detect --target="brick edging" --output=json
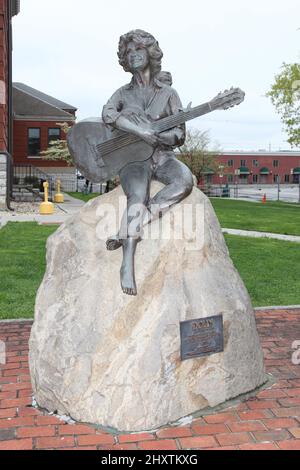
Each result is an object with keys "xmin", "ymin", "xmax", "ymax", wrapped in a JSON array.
[
  {"xmin": 0, "ymin": 306, "xmax": 300, "ymax": 324},
  {"xmin": 0, "ymin": 318, "xmax": 33, "ymax": 324},
  {"xmin": 255, "ymin": 306, "xmax": 300, "ymax": 311}
]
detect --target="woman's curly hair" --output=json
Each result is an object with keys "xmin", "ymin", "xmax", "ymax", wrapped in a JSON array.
[{"xmin": 118, "ymin": 29, "xmax": 163, "ymax": 77}]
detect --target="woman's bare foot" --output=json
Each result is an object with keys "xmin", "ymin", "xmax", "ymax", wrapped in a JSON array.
[
  {"xmin": 120, "ymin": 264, "xmax": 137, "ymax": 296},
  {"xmin": 120, "ymin": 238, "xmax": 138, "ymax": 296}
]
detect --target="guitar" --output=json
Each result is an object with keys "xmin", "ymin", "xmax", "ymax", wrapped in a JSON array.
[{"xmin": 67, "ymin": 87, "xmax": 245, "ymax": 183}]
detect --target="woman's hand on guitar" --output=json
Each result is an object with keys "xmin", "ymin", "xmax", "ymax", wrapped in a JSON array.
[{"xmin": 139, "ymin": 129, "xmax": 159, "ymax": 147}]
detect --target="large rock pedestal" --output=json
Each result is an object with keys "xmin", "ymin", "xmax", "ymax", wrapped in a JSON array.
[{"xmin": 29, "ymin": 183, "xmax": 266, "ymax": 432}]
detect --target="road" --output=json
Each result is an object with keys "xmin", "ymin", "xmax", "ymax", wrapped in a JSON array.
[{"xmin": 229, "ymin": 184, "xmax": 300, "ymax": 203}]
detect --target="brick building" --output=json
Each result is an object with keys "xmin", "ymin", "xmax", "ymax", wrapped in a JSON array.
[
  {"xmin": 12, "ymin": 82, "xmax": 77, "ymax": 185},
  {"xmin": 0, "ymin": 0, "xmax": 19, "ymax": 209},
  {"xmin": 203, "ymin": 151, "xmax": 300, "ymax": 186}
]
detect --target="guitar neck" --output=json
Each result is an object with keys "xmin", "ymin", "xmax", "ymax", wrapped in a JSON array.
[
  {"xmin": 152, "ymin": 102, "xmax": 213, "ymax": 133},
  {"xmin": 97, "ymin": 101, "xmax": 214, "ymax": 156}
]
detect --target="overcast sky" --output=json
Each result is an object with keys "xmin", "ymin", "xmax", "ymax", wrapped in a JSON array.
[{"xmin": 12, "ymin": 0, "xmax": 300, "ymax": 151}]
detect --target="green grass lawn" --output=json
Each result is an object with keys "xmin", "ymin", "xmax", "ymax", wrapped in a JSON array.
[
  {"xmin": 211, "ymin": 199, "xmax": 300, "ymax": 236},
  {"xmin": 0, "ymin": 223, "xmax": 299, "ymax": 319},
  {"xmin": 66, "ymin": 192, "xmax": 101, "ymax": 202},
  {"xmin": 225, "ymin": 234, "xmax": 300, "ymax": 307},
  {"xmin": 0, "ymin": 223, "xmax": 59, "ymax": 320}
]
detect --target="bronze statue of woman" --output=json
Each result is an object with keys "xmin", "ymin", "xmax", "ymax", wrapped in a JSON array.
[{"xmin": 102, "ymin": 29, "xmax": 194, "ymax": 296}]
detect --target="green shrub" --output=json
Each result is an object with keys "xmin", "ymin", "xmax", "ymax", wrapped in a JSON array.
[{"xmin": 24, "ymin": 176, "xmax": 40, "ymax": 188}]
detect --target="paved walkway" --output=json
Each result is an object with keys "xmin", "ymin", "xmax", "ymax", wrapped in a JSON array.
[
  {"xmin": 55, "ymin": 193, "xmax": 86, "ymax": 214},
  {"xmin": 222, "ymin": 228, "xmax": 300, "ymax": 243},
  {"xmin": 0, "ymin": 194, "xmax": 85, "ymax": 228},
  {"xmin": 0, "ymin": 309, "xmax": 300, "ymax": 450}
]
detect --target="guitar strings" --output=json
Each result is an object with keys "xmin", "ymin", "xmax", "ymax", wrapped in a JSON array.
[
  {"xmin": 96, "ymin": 134, "xmax": 135, "ymax": 152},
  {"xmin": 97, "ymin": 109, "xmax": 197, "ymax": 154},
  {"xmin": 98, "ymin": 92, "xmax": 239, "ymax": 155},
  {"xmin": 97, "ymin": 111, "xmax": 198, "ymax": 155},
  {"xmin": 97, "ymin": 107, "xmax": 208, "ymax": 155},
  {"xmin": 96, "ymin": 132, "xmax": 138, "ymax": 150},
  {"xmin": 97, "ymin": 103, "xmax": 213, "ymax": 155},
  {"xmin": 97, "ymin": 135, "xmax": 139, "ymax": 155},
  {"xmin": 97, "ymin": 111, "xmax": 192, "ymax": 154}
]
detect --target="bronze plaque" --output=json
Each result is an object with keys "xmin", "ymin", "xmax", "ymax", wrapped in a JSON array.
[{"xmin": 180, "ymin": 315, "xmax": 224, "ymax": 361}]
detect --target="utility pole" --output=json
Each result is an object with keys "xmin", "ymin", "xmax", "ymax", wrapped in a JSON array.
[
  {"xmin": 290, "ymin": 168, "xmax": 298, "ymax": 203},
  {"xmin": 234, "ymin": 169, "xmax": 240, "ymax": 199}
]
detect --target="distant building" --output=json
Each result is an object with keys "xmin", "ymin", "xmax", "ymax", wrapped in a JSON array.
[
  {"xmin": 12, "ymin": 82, "xmax": 77, "ymax": 185},
  {"xmin": 0, "ymin": 0, "xmax": 20, "ymax": 209},
  {"xmin": 202, "ymin": 151, "xmax": 300, "ymax": 186}
]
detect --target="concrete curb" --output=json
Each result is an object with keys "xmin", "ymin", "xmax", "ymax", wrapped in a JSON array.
[{"xmin": 222, "ymin": 228, "xmax": 300, "ymax": 243}]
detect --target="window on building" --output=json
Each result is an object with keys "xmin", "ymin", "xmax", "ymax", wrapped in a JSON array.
[
  {"xmin": 228, "ymin": 159, "xmax": 234, "ymax": 167},
  {"xmin": 227, "ymin": 175, "xmax": 233, "ymax": 183},
  {"xmin": 48, "ymin": 128, "xmax": 61, "ymax": 145},
  {"xmin": 205, "ymin": 175, "xmax": 213, "ymax": 184},
  {"xmin": 28, "ymin": 128, "xmax": 41, "ymax": 156},
  {"xmin": 285, "ymin": 174, "xmax": 289, "ymax": 183},
  {"xmin": 273, "ymin": 174, "xmax": 279, "ymax": 183},
  {"xmin": 240, "ymin": 160, "xmax": 246, "ymax": 167},
  {"xmin": 273, "ymin": 160, "xmax": 279, "ymax": 168},
  {"xmin": 253, "ymin": 175, "xmax": 258, "ymax": 183},
  {"xmin": 253, "ymin": 159, "xmax": 259, "ymax": 167}
]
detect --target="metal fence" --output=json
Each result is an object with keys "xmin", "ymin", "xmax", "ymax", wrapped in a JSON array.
[
  {"xmin": 12, "ymin": 166, "xmax": 115, "ymax": 202},
  {"xmin": 200, "ymin": 183, "xmax": 300, "ymax": 203},
  {"xmin": 60, "ymin": 178, "xmax": 110, "ymax": 195},
  {"xmin": 13, "ymin": 164, "xmax": 54, "ymax": 201}
]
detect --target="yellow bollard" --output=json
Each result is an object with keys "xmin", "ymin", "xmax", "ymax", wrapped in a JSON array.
[
  {"xmin": 39, "ymin": 181, "xmax": 55, "ymax": 215},
  {"xmin": 54, "ymin": 178, "xmax": 64, "ymax": 203}
]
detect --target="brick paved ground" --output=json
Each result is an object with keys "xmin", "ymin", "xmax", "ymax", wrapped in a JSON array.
[{"xmin": 0, "ymin": 309, "xmax": 299, "ymax": 451}]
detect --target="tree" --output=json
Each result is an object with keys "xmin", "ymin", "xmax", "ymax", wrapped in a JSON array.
[
  {"xmin": 178, "ymin": 128, "xmax": 222, "ymax": 184},
  {"xmin": 267, "ymin": 62, "xmax": 300, "ymax": 147},
  {"xmin": 40, "ymin": 122, "xmax": 73, "ymax": 165}
]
